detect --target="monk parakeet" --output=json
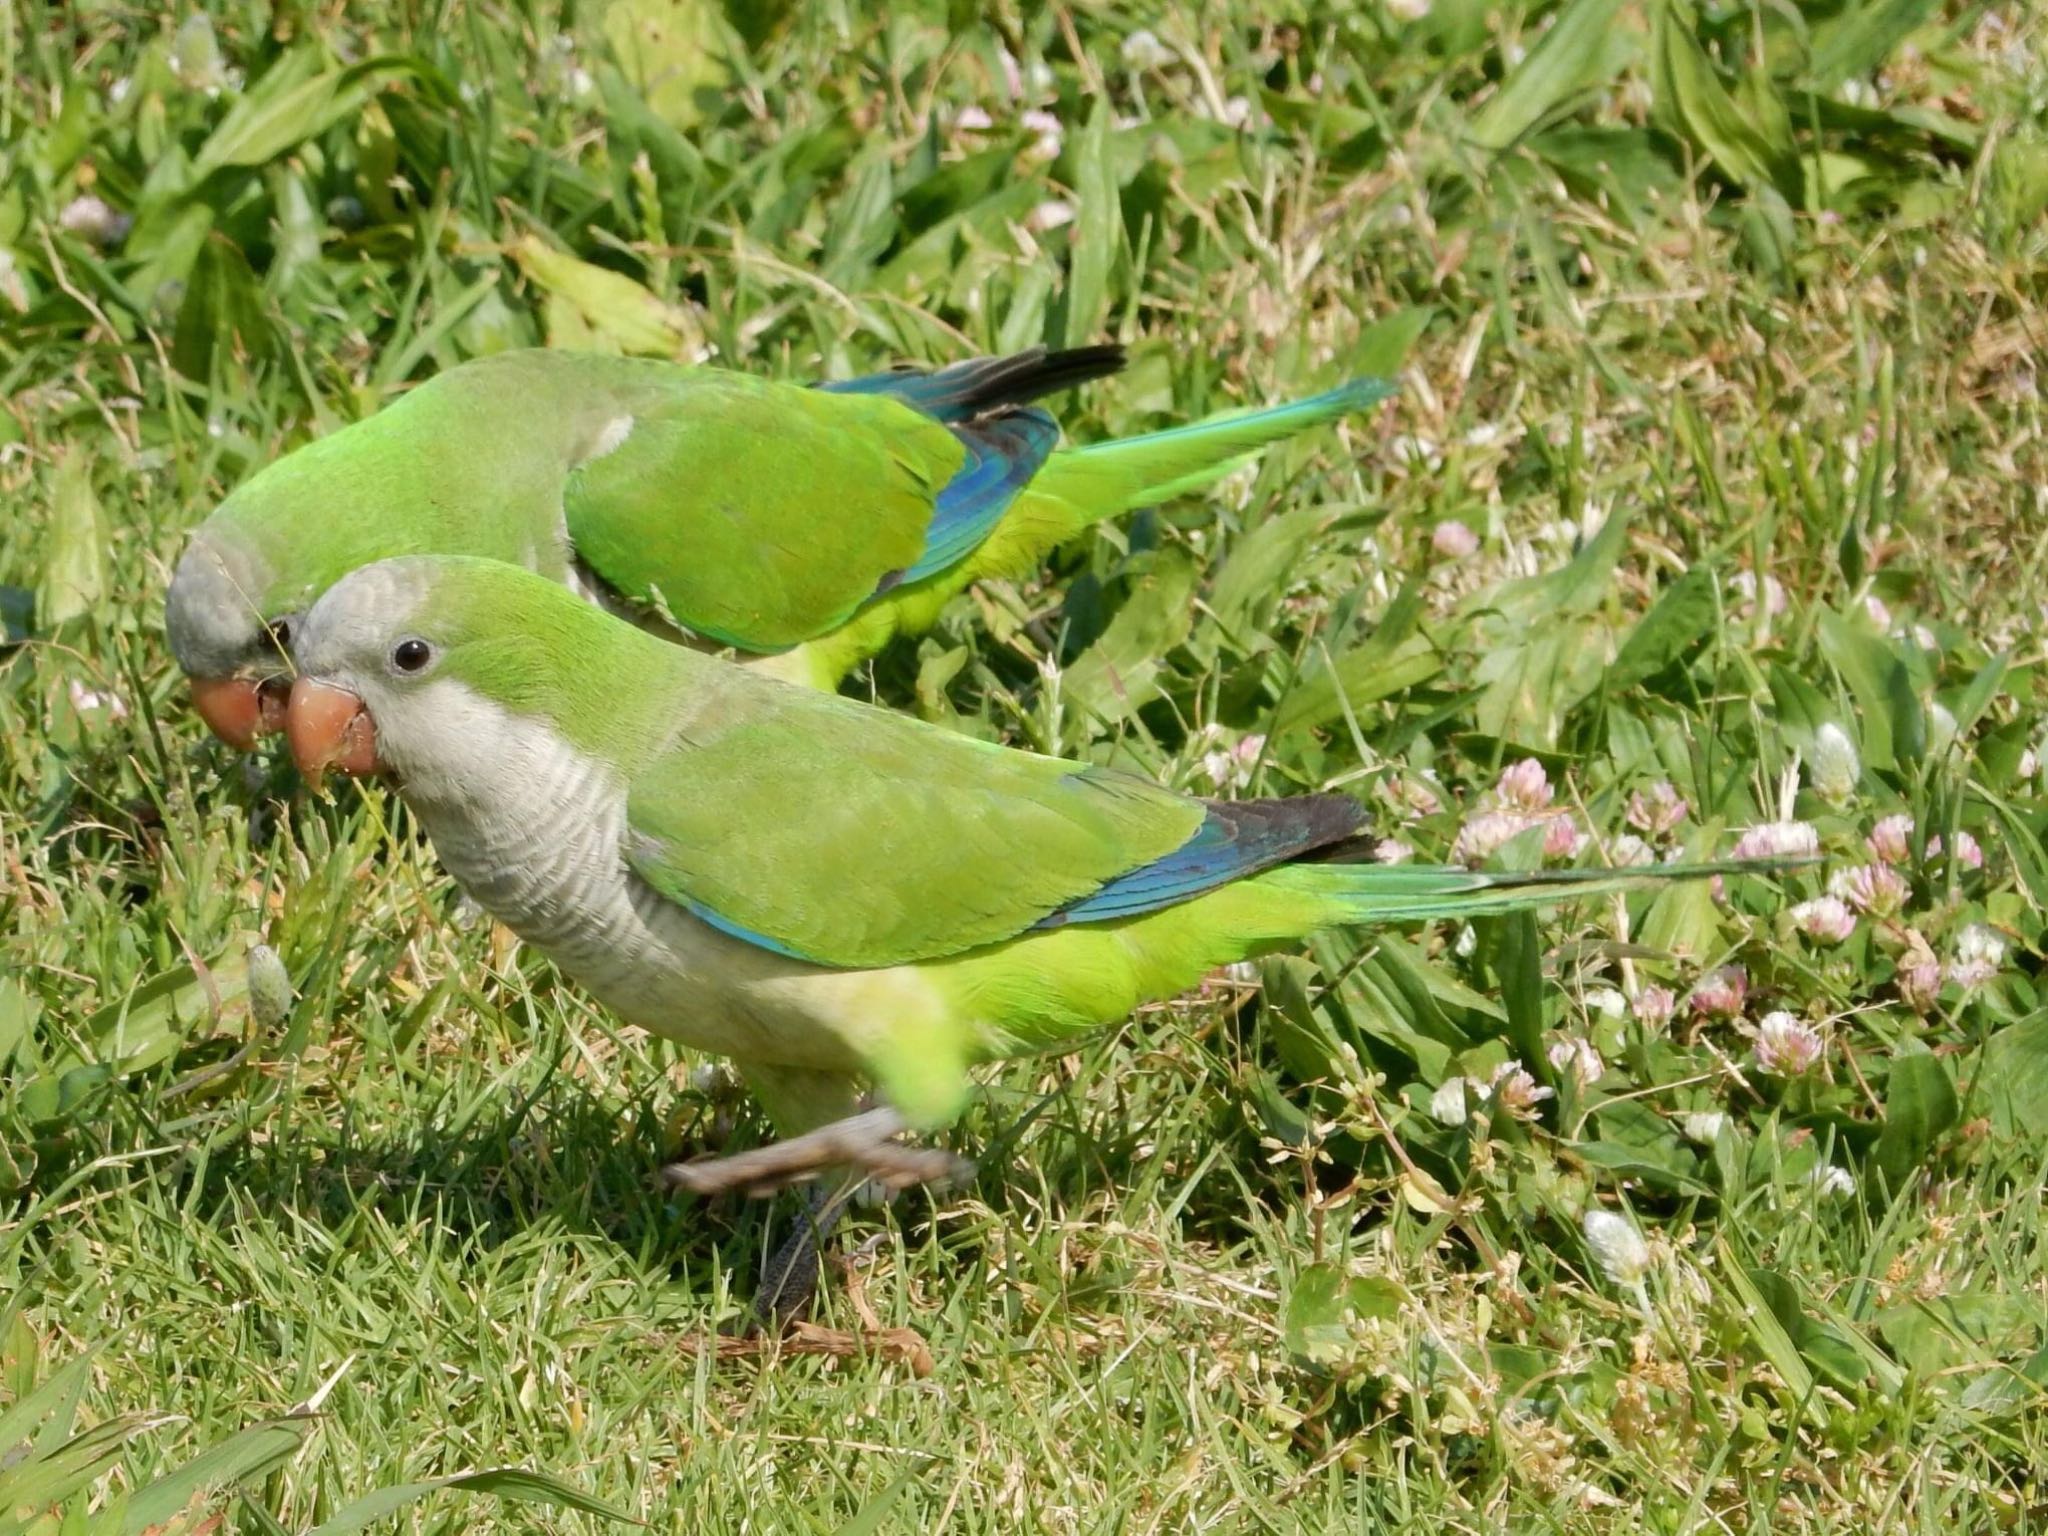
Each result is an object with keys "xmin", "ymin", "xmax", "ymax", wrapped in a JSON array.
[
  {"xmin": 281, "ymin": 556, "xmax": 1762, "ymax": 1218},
  {"xmin": 167, "ymin": 345, "xmax": 1393, "ymax": 746}
]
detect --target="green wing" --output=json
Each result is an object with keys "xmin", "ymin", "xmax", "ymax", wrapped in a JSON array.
[
  {"xmin": 565, "ymin": 370, "xmax": 968, "ymax": 650},
  {"xmin": 621, "ymin": 684, "xmax": 1204, "ymax": 969}
]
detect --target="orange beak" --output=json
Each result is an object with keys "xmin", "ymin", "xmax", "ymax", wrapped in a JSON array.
[
  {"xmin": 285, "ymin": 678, "xmax": 380, "ymax": 786},
  {"xmin": 191, "ymin": 675, "xmax": 291, "ymax": 750}
]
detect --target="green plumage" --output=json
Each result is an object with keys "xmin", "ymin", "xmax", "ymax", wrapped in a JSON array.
[
  {"xmin": 299, "ymin": 557, "xmax": 1763, "ymax": 1139},
  {"xmin": 169, "ymin": 349, "xmax": 1391, "ymax": 693}
]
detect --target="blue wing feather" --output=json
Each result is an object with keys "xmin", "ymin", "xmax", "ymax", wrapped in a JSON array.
[
  {"xmin": 893, "ymin": 409, "xmax": 1057, "ymax": 586},
  {"xmin": 1036, "ymin": 796, "xmax": 1364, "ymax": 929}
]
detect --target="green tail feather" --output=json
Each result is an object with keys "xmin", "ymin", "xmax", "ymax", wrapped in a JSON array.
[
  {"xmin": 1286, "ymin": 857, "xmax": 1805, "ymax": 926},
  {"xmin": 1042, "ymin": 376, "xmax": 1396, "ymax": 510}
]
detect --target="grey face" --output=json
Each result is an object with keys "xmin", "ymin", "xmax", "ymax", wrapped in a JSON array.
[{"xmin": 164, "ymin": 534, "xmax": 281, "ymax": 681}]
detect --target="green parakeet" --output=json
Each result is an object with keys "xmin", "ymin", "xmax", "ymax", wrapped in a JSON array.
[
  {"xmin": 167, "ymin": 345, "xmax": 1393, "ymax": 745},
  {"xmin": 281, "ymin": 555, "xmax": 1767, "ymax": 1196}
]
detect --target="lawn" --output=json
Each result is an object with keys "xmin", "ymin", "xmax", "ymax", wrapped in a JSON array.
[{"xmin": 4, "ymin": 0, "xmax": 2048, "ymax": 1529}]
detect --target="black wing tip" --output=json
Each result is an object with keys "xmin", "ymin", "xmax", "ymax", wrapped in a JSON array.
[
  {"xmin": 972, "ymin": 343, "xmax": 1128, "ymax": 410},
  {"xmin": 1201, "ymin": 792, "xmax": 1368, "ymax": 862}
]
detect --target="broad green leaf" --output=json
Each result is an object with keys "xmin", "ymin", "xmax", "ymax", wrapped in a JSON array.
[
  {"xmin": 1272, "ymin": 577, "xmax": 1433, "ymax": 737},
  {"xmin": 834, "ymin": 1468, "xmax": 919, "ymax": 1536},
  {"xmin": 193, "ymin": 53, "xmax": 423, "ymax": 175},
  {"xmin": 1350, "ymin": 306, "xmax": 1432, "ymax": 378},
  {"xmin": 1063, "ymin": 549, "xmax": 1198, "ymax": 725},
  {"xmin": 1979, "ymin": 1011, "xmax": 2048, "ymax": 1143},
  {"xmin": 1816, "ymin": 607, "xmax": 1924, "ymax": 769},
  {"xmin": 1065, "ymin": 99, "xmax": 1116, "ymax": 348},
  {"xmin": 603, "ymin": 0, "xmax": 728, "ymax": 131},
  {"xmin": 0, "ymin": 1350, "xmax": 99, "ymax": 1459},
  {"xmin": 0, "ymin": 976, "xmax": 35, "ymax": 1070},
  {"xmin": 512, "ymin": 236, "xmax": 704, "ymax": 358},
  {"xmin": 1717, "ymin": 1243, "xmax": 1820, "ymax": 1415},
  {"xmin": 35, "ymin": 451, "xmax": 104, "ymax": 631},
  {"xmin": 120, "ymin": 1417, "xmax": 313, "ymax": 1535},
  {"xmin": 1650, "ymin": 0, "xmax": 1798, "ymax": 199},
  {"xmin": 0, "ymin": 1416, "xmax": 156, "ymax": 1521},
  {"xmin": 1806, "ymin": 0, "xmax": 1942, "ymax": 90},
  {"xmin": 1868, "ymin": 1048, "xmax": 1958, "ymax": 1192},
  {"xmin": 304, "ymin": 1466, "xmax": 639, "ymax": 1535},
  {"xmin": 1468, "ymin": 0, "xmax": 1625, "ymax": 151},
  {"xmin": 1607, "ymin": 563, "xmax": 1717, "ymax": 693},
  {"xmin": 1207, "ymin": 506, "xmax": 1330, "ymax": 652},
  {"xmin": 1283, "ymin": 1264, "xmax": 1404, "ymax": 1368},
  {"xmin": 172, "ymin": 233, "xmax": 278, "ymax": 379},
  {"xmin": 1744, "ymin": 1268, "xmax": 1881, "ymax": 1393}
]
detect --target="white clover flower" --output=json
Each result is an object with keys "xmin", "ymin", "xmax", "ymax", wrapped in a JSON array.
[
  {"xmin": 1680, "ymin": 1111, "xmax": 1728, "ymax": 1144},
  {"xmin": 1896, "ymin": 930, "xmax": 1943, "ymax": 1013},
  {"xmin": 1790, "ymin": 895, "xmax": 1857, "ymax": 945},
  {"xmin": 1926, "ymin": 830, "xmax": 1983, "ymax": 870},
  {"xmin": 1688, "ymin": 967, "xmax": 1747, "ymax": 1019},
  {"xmin": 1585, "ymin": 987, "xmax": 1627, "ymax": 1020},
  {"xmin": 1808, "ymin": 1164, "xmax": 1856, "ymax": 1199},
  {"xmin": 1373, "ymin": 837, "xmax": 1414, "ymax": 865},
  {"xmin": 1490, "ymin": 1060, "xmax": 1554, "ymax": 1119},
  {"xmin": 1609, "ymin": 833, "xmax": 1655, "ymax": 867},
  {"xmin": 1732, "ymin": 821, "xmax": 1820, "ymax": 861},
  {"xmin": 1542, "ymin": 815, "xmax": 1585, "ymax": 860},
  {"xmin": 1385, "ymin": 0, "xmax": 1432, "ymax": 20},
  {"xmin": 1867, "ymin": 813, "xmax": 1914, "ymax": 864},
  {"xmin": 1019, "ymin": 108, "xmax": 1063, "ymax": 160},
  {"xmin": 67, "ymin": 678, "xmax": 129, "ymax": 720},
  {"xmin": 1431, "ymin": 519, "xmax": 1479, "ymax": 558},
  {"xmin": 1215, "ymin": 95, "xmax": 1256, "ymax": 130},
  {"xmin": 1808, "ymin": 723, "xmax": 1861, "ymax": 803},
  {"xmin": 1547, "ymin": 1035, "xmax": 1605, "ymax": 1089},
  {"xmin": 1626, "ymin": 781, "xmax": 1689, "ymax": 838},
  {"xmin": 1451, "ymin": 810, "xmax": 1540, "ymax": 866},
  {"xmin": 1377, "ymin": 774, "xmax": 1442, "ymax": 820},
  {"xmin": 1119, "ymin": 28, "xmax": 1177, "ymax": 69},
  {"xmin": 1632, "ymin": 985, "xmax": 1676, "ymax": 1030},
  {"xmin": 1582, "ymin": 1208, "xmax": 1652, "ymax": 1287},
  {"xmin": 1730, "ymin": 568, "xmax": 1789, "ymax": 620},
  {"xmin": 1025, "ymin": 200, "xmax": 1076, "ymax": 233},
  {"xmin": 1862, "ymin": 594, "xmax": 1892, "ymax": 630},
  {"xmin": 952, "ymin": 104, "xmax": 995, "ymax": 134},
  {"xmin": 1753, "ymin": 1011, "xmax": 1825, "ymax": 1075},
  {"xmin": 1430, "ymin": 1077, "xmax": 1476, "ymax": 1126},
  {"xmin": 1948, "ymin": 923, "xmax": 2007, "ymax": 989},
  {"xmin": 1386, "ymin": 433, "xmax": 1442, "ymax": 470},
  {"xmin": 58, "ymin": 194, "xmax": 131, "ymax": 249},
  {"xmin": 246, "ymin": 944, "xmax": 294, "ymax": 1031},
  {"xmin": 1832, "ymin": 861, "xmax": 1908, "ymax": 917},
  {"xmin": 1495, "ymin": 759, "xmax": 1553, "ymax": 812}
]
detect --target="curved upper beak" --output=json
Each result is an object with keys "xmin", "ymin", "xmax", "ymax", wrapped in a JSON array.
[
  {"xmin": 191, "ymin": 675, "xmax": 292, "ymax": 750},
  {"xmin": 285, "ymin": 678, "xmax": 380, "ymax": 786}
]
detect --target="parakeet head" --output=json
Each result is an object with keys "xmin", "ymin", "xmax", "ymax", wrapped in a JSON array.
[
  {"xmin": 282, "ymin": 554, "xmax": 666, "ymax": 788},
  {"xmin": 163, "ymin": 527, "xmax": 303, "ymax": 749}
]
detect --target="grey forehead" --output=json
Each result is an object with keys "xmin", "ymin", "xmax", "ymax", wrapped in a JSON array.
[
  {"xmin": 164, "ymin": 534, "xmax": 272, "ymax": 675},
  {"xmin": 296, "ymin": 559, "xmax": 436, "ymax": 671}
]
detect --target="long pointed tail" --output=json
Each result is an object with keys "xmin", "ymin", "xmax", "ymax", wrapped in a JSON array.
[
  {"xmin": 1053, "ymin": 376, "xmax": 1395, "ymax": 507},
  {"xmin": 960, "ymin": 377, "xmax": 1395, "ymax": 583},
  {"xmin": 1272, "ymin": 856, "xmax": 1797, "ymax": 927}
]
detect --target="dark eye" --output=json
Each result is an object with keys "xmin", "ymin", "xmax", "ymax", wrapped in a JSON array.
[{"xmin": 391, "ymin": 638, "xmax": 433, "ymax": 673}]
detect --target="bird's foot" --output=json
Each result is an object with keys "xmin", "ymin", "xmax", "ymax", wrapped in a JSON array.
[{"xmin": 660, "ymin": 1105, "xmax": 973, "ymax": 1200}]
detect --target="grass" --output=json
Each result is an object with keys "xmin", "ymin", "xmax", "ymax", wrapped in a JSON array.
[{"xmin": 4, "ymin": 0, "xmax": 2048, "ymax": 1529}]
